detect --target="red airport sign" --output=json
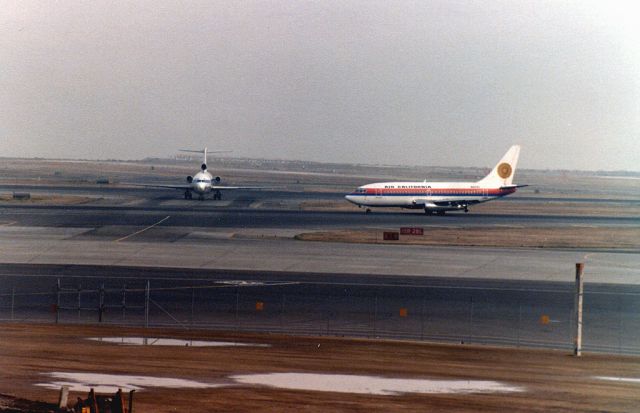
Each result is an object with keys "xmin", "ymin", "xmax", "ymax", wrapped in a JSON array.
[
  {"xmin": 383, "ymin": 231, "xmax": 400, "ymax": 241},
  {"xmin": 400, "ymin": 227, "xmax": 424, "ymax": 236}
]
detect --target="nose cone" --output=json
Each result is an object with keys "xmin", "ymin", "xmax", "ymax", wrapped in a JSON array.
[
  {"xmin": 195, "ymin": 182, "xmax": 208, "ymax": 193},
  {"xmin": 345, "ymin": 194, "xmax": 356, "ymax": 204}
]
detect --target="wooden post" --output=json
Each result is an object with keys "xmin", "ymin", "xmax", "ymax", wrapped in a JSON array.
[
  {"xmin": 57, "ymin": 385, "xmax": 69, "ymax": 408},
  {"xmin": 574, "ymin": 263, "xmax": 584, "ymax": 357}
]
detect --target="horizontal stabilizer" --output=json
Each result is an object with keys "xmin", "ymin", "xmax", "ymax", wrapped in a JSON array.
[{"xmin": 500, "ymin": 184, "xmax": 529, "ymax": 189}]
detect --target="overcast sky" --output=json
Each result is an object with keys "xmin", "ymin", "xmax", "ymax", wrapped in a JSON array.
[{"xmin": 1, "ymin": 1, "xmax": 639, "ymax": 170}]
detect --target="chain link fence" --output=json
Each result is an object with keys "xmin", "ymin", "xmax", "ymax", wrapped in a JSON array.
[{"xmin": 1, "ymin": 277, "xmax": 638, "ymax": 354}]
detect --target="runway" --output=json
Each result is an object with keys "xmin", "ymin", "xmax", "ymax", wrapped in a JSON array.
[{"xmin": 2, "ymin": 200, "xmax": 639, "ymax": 230}]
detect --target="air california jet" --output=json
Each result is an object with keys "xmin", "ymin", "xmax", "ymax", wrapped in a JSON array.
[
  {"xmin": 132, "ymin": 148, "xmax": 264, "ymax": 200},
  {"xmin": 345, "ymin": 145, "xmax": 526, "ymax": 214}
]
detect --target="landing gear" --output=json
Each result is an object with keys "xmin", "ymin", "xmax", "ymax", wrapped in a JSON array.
[
  {"xmin": 184, "ymin": 190, "xmax": 192, "ymax": 200},
  {"xmin": 464, "ymin": 207, "xmax": 469, "ymax": 213},
  {"xmin": 424, "ymin": 209, "xmax": 433, "ymax": 215},
  {"xmin": 365, "ymin": 208, "xmax": 371, "ymax": 214},
  {"xmin": 436, "ymin": 211, "xmax": 446, "ymax": 216},
  {"xmin": 213, "ymin": 190, "xmax": 222, "ymax": 200}
]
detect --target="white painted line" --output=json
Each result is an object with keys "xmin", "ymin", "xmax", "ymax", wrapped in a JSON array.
[
  {"xmin": 0, "ymin": 221, "xmax": 17, "ymax": 227},
  {"xmin": 114, "ymin": 216, "xmax": 170, "ymax": 242}
]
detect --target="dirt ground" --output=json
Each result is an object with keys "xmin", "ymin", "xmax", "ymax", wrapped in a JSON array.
[
  {"xmin": 295, "ymin": 227, "xmax": 640, "ymax": 250},
  {"xmin": 1, "ymin": 324, "xmax": 639, "ymax": 412},
  {"xmin": 0, "ymin": 194, "xmax": 94, "ymax": 206}
]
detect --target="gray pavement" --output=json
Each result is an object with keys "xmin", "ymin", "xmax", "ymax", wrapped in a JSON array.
[{"xmin": 0, "ymin": 226, "xmax": 638, "ymax": 284}]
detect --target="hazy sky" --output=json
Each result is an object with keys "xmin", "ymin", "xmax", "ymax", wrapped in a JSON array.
[{"xmin": 1, "ymin": 1, "xmax": 639, "ymax": 170}]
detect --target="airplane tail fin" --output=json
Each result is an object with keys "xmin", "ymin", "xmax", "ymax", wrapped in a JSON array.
[
  {"xmin": 477, "ymin": 145, "xmax": 521, "ymax": 187},
  {"xmin": 179, "ymin": 147, "xmax": 232, "ymax": 171}
]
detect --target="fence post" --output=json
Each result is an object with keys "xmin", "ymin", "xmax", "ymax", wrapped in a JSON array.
[
  {"xmin": 468, "ymin": 295, "xmax": 474, "ymax": 342},
  {"xmin": 574, "ymin": 263, "xmax": 584, "ymax": 357},
  {"xmin": 373, "ymin": 294, "xmax": 378, "ymax": 337},
  {"xmin": 280, "ymin": 293, "xmax": 285, "ymax": 331},
  {"xmin": 122, "ymin": 284, "xmax": 126, "ymax": 321},
  {"xmin": 235, "ymin": 289, "xmax": 239, "ymax": 331},
  {"xmin": 420, "ymin": 295, "xmax": 425, "ymax": 340},
  {"xmin": 77, "ymin": 284, "xmax": 81, "ymax": 321},
  {"xmin": 56, "ymin": 279, "xmax": 60, "ymax": 324},
  {"xmin": 191, "ymin": 287, "xmax": 195, "ymax": 329},
  {"xmin": 98, "ymin": 284, "xmax": 105, "ymax": 323},
  {"xmin": 517, "ymin": 303, "xmax": 522, "ymax": 347},
  {"xmin": 145, "ymin": 280, "xmax": 150, "ymax": 328},
  {"xmin": 9, "ymin": 286, "xmax": 15, "ymax": 321}
]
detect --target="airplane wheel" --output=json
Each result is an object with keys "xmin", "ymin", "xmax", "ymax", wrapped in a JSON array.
[
  {"xmin": 464, "ymin": 208, "xmax": 469, "ymax": 213},
  {"xmin": 184, "ymin": 191, "xmax": 192, "ymax": 200},
  {"xmin": 437, "ymin": 211, "xmax": 446, "ymax": 216},
  {"xmin": 365, "ymin": 208, "xmax": 371, "ymax": 214},
  {"xmin": 424, "ymin": 210, "xmax": 433, "ymax": 215}
]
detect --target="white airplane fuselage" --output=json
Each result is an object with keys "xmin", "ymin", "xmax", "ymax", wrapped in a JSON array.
[
  {"xmin": 190, "ymin": 170, "xmax": 214, "ymax": 195},
  {"xmin": 345, "ymin": 181, "xmax": 517, "ymax": 212},
  {"xmin": 345, "ymin": 145, "xmax": 523, "ymax": 214}
]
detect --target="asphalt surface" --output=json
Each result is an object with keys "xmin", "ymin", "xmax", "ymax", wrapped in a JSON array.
[
  {"xmin": 2, "ymin": 200, "xmax": 639, "ymax": 230},
  {"xmin": 1, "ymin": 263, "xmax": 638, "ymax": 354}
]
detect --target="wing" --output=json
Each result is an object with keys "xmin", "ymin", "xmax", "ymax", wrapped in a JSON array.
[
  {"xmin": 210, "ymin": 185, "xmax": 271, "ymax": 190},
  {"xmin": 126, "ymin": 183, "xmax": 191, "ymax": 190}
]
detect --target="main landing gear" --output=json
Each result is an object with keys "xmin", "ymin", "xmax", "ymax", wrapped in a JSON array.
[
  {"xmin": 213, "ymin": 190, "xmax": 222, "ymax": 200},
  {"xmin": 184, "ymin": 190, "xmax": 193, "ymax": 200},
  {"xmin": 365, "ymin": 208, "xmax": 372, "ymax": 214}
]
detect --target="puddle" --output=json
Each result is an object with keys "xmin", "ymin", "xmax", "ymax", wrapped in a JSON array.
[
  {"xmin": 230, "ymin": 373, "xmax": 524, "ymax": 395},
  {"xmin": 596, "ymin": 376, "xmax": 640, "ymax": 384},
  {"xmin": 36, "ymin": 372, "xmax": 224, "ymax": 393},
  {"xmin": 87, "ymin": 337, "xmax": 270, "ymax": 347}
]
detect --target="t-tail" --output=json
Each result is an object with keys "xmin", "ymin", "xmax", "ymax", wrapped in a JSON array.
[{"xmin": 476, "ymin": 145, "xmax": 523, "ymax": 188}]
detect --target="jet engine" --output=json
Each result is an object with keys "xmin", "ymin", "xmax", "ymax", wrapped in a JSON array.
[
  {"xmin": 214, "ymin": 176, "xmax": 221, "ymax": 183},
  {"xmin": 186, "ymin": 176, "xmax": 193, "ymax": 183},
  {"xmin": 201, "ymin": 163, "xmax": 207, "ymax": 171}
]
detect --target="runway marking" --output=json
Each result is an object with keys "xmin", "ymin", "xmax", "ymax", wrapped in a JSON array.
[
  {"xmin": 0, "ymin": 221, "xmax": 17, "ymax": 226},
  {"xmin": 114, "ymin": 215, "xmax": 171, "ymax": 242}
]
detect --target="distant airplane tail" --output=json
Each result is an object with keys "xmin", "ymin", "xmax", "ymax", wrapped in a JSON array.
[
  {"xmin": 477, "ymin": 145, "xmax": 521, "ymax": 187},
  {"xmin": 179, "ymin": 147, "xmax": 232, "ymax": 171}
]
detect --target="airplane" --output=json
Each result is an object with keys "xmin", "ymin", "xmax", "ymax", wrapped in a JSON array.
[
  {"xmin": 131, "ymin": 148, "xmax": 265, "ymax": 200},
  {"xmin": 344, "ymin": 145, "xmax": 526, "ymax": 215}
]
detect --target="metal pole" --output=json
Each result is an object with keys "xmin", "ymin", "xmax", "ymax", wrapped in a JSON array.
[
  {"xmin": 373, "ymin": 294, "xmax": 378, "ymax": 337},
  {"xmin": 574, "ymin": 263, "xmax": 584, "ymax": 357},
  {"xmin": 145, "ymin": 280, "xmax": 150, "ymax": 328},
  {"xmin": 56, "ymin": 279, "xmax": 60, "ymax": 324},
  {"xmin": 280, "ymin": 293, "xmax": 285, "ymax": 331},
  {"xmin": 468, "ymin": 295, "xmax": 474, "ymax": 342},
  {"xmin": 77, "ymin": 284, "xmax": 81, "ymax": 321},
  {"xmin": 122, "ymin": 284, "xmax": 126, "ymax": 320},
  {"xmin": 420, "ymin": 295, "xmax": 425, "ymax": 340},
  {"xmin": 191, "ymin": 287, "xmax": 195, "ymax": 329},
  {"xmin": 98, "ymin": 284, "xmax": 104, "ymax": 323},
  {"xmin": 235, "ymin": 289, "xmax": 239, "ymax": 331},
  {"xmin": 517, "ymin": 303, "xmax": 522, "ymax": 347},
  {"xmin": 11, "ymin": 286, "xmax": 15, "ymax": 321}
]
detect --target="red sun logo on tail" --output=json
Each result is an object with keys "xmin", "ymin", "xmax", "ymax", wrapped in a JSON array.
[{"xmin": 497, "ymin": 163, "xmax": 512, "ymax": 179}]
